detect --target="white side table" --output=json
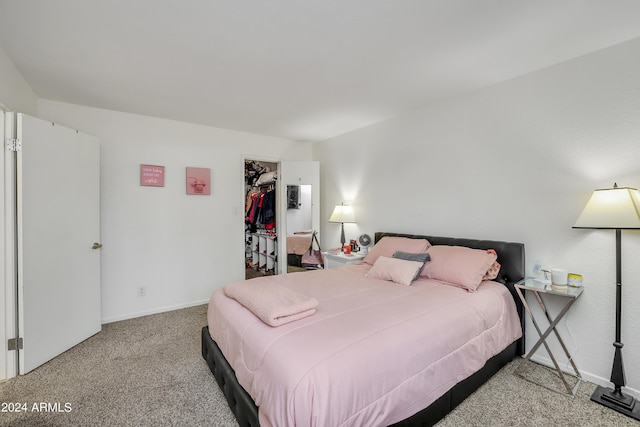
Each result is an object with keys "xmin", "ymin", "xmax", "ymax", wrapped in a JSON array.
[
  {"xmin": 323, "ymin": 252, "xmax": 366, "ymax": 269},
  {"xmin": 513, "ymin": 278, "xmax": 584, "ymax": 396}
]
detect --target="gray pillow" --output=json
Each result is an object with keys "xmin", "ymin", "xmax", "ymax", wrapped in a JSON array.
[{"xmin": 392, "ymin": 251, "xmax": 430, "ymax": 280}]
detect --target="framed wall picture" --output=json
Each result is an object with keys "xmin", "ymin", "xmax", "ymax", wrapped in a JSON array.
[
  {"xmin": 140, "ymin": 164, "xmax": 165, "ymax": 187},
  {"xmin": 186, "ymin": 167, "xmax": 211, "ymax": 195},
  {"xmin": 287, "ymin": 185, "xmax": 300, "ymax": 209}
]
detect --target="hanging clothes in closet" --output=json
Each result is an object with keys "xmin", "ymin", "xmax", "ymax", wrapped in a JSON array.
[
  {"xmin": 262, "ymin": 188, "xmax": 276, "ymax": 230},
  {"xmin": 245, "ymin": 184, "xmax": 276, "ymax": 232}
]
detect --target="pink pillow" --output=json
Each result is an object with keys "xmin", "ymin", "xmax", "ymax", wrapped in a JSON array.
[
  {"xmin": 365, "ymin": 256, "xmax": 425, "ymax": 286},
  {"xmin": 482, "ymin": 249, "xmax": 501, "ymax": 281},
  {"xmin": 421, "ymin": 245, "xmax": 498, "ymax": 291},
  {"xmin": 363, "ymin": 236, "xmax": 431, "ymax": 265}
]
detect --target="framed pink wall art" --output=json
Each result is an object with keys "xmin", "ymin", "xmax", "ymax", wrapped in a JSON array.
[
  {"xmin": 140, "ymin": 164, "xmax": 165, "ymax": 187},
  {"xmin": 186, "ymin": 167, "xmax": 211, "ymax": 195}
]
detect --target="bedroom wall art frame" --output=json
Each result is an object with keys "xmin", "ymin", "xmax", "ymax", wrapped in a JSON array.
[
  {"xmin": 186, "ymin": 167, "xmax": 211, "ymax": 195},
  {"xmin": 140, "ymin": 164, "xmax": 165, "ymax": 187}
]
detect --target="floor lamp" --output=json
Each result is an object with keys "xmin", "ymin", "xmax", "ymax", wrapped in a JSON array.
[
  {"xmin": 573, "ymin": 183, "xmax": 640, "ymax": 421},
  {"xmin": 329, "ymin": 203, "xmax": 355, "ymax": 251}
]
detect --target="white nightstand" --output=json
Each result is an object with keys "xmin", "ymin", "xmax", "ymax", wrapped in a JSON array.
[{"xmin": 323, "ymin": 252, "xmax": 366, "ymax": 269}]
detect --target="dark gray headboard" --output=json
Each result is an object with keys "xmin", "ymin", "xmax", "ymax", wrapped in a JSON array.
[{"xmin": 375, "ymin": 232, "xmax": 526, "ymax": 355}]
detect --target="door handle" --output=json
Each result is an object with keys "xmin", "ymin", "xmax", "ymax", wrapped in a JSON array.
[{"xmin": 92, "ymin": 242, "xmax": 103, "ymax": 250}]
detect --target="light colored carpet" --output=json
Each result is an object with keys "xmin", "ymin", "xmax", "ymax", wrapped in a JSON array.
[
  {"xmin": 245, "ymin": 268, "xmax": 267, "ymax": 280},
  {"xmin": 0, "ymin": 304, "xmax": 638, "ymax": 426},
  {"xmin": 0, "ymin": 305, "xmax": 237, "ymax": 427},
  {"xmin": 436, "ymin": 360, "xmax": 639, "ymax": 427}
]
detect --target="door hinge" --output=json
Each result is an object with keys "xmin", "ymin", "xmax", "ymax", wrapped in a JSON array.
[
  {"xmin": 8, "ymin": 337, "xmax": 23, "ymax": 351},
  {"xmin": 5, "ymin": 137, "xmax": 22, "ymax": 152}
]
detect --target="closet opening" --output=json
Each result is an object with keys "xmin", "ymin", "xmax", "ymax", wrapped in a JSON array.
[{"xmin": 244, "ymin": 159, "xmax": 279, "ymax": 280}]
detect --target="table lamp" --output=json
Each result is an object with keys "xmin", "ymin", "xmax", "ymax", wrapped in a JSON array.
[{"xmin": 329, "ymin": 203, "xmax": 355, "ymax": 251}]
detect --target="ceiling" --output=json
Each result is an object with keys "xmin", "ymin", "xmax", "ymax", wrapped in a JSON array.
[{"xmin": 2, "ymin": 1, "xmax": 640, "ymax": 142}]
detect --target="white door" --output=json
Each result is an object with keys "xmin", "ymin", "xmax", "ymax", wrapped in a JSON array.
[
  {"xmin": 279, "ymin": 161, "xmax": 320, "ymax": 273},
  {"xmin": 0, "ymin": 111, "xmax": 6, "ymax": 380},
  {"xmin": 15, "ymin": 113, "xmax": 101, "ymax": 374}
]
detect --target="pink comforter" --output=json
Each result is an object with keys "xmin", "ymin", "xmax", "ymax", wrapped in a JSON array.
[{"xmin": 207, "ymin": 263, "xmax": 522, "ymax": 427}]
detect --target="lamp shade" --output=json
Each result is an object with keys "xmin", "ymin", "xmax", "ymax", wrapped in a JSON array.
[
  {"xmin": 329, "ymin": 204, "xmax": 355, "ymax": 223},
  {"xmin": 573, "ymin": 185, "xmax": 640, "ymax": 229}
]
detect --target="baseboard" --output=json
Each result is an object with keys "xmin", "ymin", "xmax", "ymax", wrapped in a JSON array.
[
  {"xmin": 101, "ymin": 299, "xmax": 209, "ymax": 324},
  {"xmin": 529, "ymin": 354, "xmax": 640, "ymax": 400}
]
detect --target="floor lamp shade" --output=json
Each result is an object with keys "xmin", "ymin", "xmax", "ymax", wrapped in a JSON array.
[
  {"xmin": 573, "ymin": 184, "xmax": 640, "ymax": 421},
  {"xmin": 573, "ymin": 186, "xmax": 640, "ymax": 229},
  {"xmin": 329, "ymin": 203, "xmax": 355, "ymax": 250}
]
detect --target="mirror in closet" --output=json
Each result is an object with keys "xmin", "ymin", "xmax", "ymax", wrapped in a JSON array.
[{"xmin": 286, "ymin": 185, "xmax": 314, "ymax": 273}]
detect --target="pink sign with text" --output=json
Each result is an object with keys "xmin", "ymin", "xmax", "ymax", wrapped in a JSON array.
[{"xmin": 140, "ymin": 165, "xmax": 165, "ymax": 187}]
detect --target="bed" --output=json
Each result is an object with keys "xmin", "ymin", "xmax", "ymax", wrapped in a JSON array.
[{"xmin": 202, "ymin": 231, "xmax": 525, "ymax": 427}]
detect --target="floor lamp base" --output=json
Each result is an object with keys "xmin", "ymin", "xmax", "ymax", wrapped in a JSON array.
[{"xmin": 591, "ymin": 385, "xmax": 640, "ymax": 421}]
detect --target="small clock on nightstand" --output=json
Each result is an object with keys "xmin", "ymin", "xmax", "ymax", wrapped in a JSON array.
[{"xmin": 323, "ymin": 252, "xmax": 366, "ymax": 269}]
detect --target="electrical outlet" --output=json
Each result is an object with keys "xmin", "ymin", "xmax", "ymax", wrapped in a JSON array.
[
  {"xmin": 533, "ymin": 264, "xmax": 542, "ymax": 274},
  {"xmin": 137, "ymin": 285, "xmax": 146, "ymax": 297}
]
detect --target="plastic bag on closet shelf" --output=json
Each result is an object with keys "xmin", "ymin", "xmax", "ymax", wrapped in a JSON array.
[
  {"xmin": 302, "ymin": 231, "xmax": 324, "ymax": 270},
  {"xmin": 255, "ymin": 171, "xmax": 278, "ymax": 186}
]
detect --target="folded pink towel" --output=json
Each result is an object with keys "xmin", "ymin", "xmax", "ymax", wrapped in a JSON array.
[{"xmin": 224, "ymin": 280, "xmax": 319, "ymax": 327}]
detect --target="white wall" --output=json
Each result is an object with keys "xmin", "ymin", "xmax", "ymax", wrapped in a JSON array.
[
  {"xmin": 0, "ymin": 46, "xmax": 37, "ymax": 114},
  {"xmin": 314, "ymin": 36, "xmax": 640, "ymax": 396},
  {"xmin": 37, "ymin": 100, "xmax": 311, "ymax": 322}
]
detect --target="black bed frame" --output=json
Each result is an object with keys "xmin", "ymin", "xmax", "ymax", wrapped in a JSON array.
[{"xmin": 202, "ymin": 232, "xmax": 525, "ymax": 427}]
